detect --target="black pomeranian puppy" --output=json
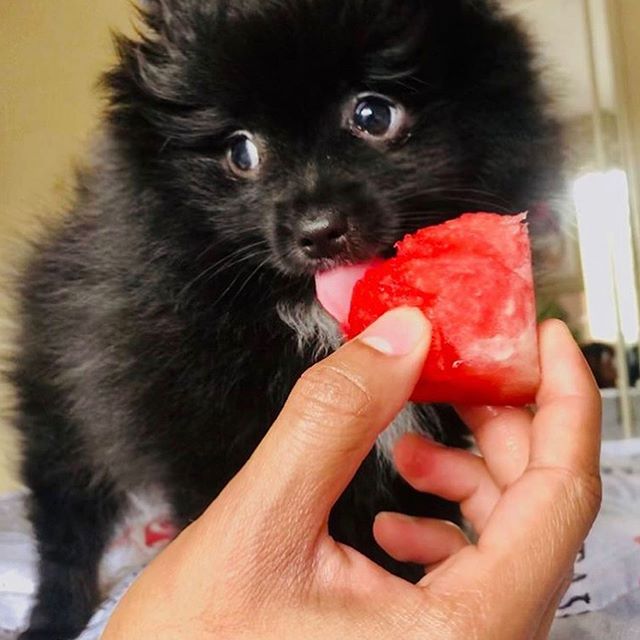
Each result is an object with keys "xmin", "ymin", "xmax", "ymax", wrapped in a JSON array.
[{"xmin": 13, "ymin": 0, "xmax": 561, "ymax": 637}]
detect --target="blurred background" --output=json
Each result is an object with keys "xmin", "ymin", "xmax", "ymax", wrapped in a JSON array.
[{"xmin": 1, "ymin": 0, "xmax": 639, "ymax": 492}]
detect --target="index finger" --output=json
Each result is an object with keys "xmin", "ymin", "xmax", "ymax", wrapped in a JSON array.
[
  {"xmin": 478, "ymin": 320, "xmax": 602, "ymax": 553},
  {"xmin": 454, "ymin": 405, "xmax": 532, "ymax": 488},
  {"xmin": 479, "ymin": 320, "xmax": 602, "ymax": 581},
  {"xmin": 423, "ymin": 321, "xmax": 602, "ymax": 633},
  {"xmin": 530, "ymin": 319, "xmax": 602, "ymax": 479}
]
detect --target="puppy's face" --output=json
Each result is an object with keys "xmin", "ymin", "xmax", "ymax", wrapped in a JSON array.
[{"xmin": 109, "ymin": 0, "xmax": 560, "ymax": 279}]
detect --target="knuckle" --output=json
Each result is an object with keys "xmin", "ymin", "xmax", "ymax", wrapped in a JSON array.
[
  {"xmin": 571, "ymin": 470, "xmax": 603, "ymax": 517},
  {"xmin": 553, "ymin": 466, "xmax": 603, "ymax": 524},
  {"xmin": 294, "ymin": 362, "xmax": 374, "ymax": 425},
  {"xmin": 419, "ymin": 587, "xmax": 487, "ymax": 640},
  {"xmin": 530, "ymin": 463, "xmax": 603, "ymax": 525}
]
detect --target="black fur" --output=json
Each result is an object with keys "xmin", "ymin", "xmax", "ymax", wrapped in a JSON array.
[{"xmin": 12, "ymin": 1, "xmax": 561, "ymax": 637}]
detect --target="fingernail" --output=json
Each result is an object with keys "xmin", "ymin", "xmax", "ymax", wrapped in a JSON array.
[
  {"xmin": 377, "ymin": 511, "xmax": 420, "ymax": 525},
  {"xmin": 358, "ymin": 307, "xmax": 428, "ymax": 356}
]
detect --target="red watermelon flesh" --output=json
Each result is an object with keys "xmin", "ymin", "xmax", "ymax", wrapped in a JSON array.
[{"xmin": 316, "ymin": 213, "xmax": 540, "ymax": 406}]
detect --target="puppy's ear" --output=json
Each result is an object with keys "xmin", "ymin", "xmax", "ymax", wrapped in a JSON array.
[{"xmin": 105, "ymin": 0, "xmax": 205, "ymax": 108}]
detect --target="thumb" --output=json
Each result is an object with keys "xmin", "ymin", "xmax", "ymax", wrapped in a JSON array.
[{"xmin": 240, "ymin": 307, "xmax": 431, "ymax": 534}]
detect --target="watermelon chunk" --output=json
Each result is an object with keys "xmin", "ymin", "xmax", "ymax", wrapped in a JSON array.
[{"xmin": 316, "ymin": 213, "xmax": 540, "ymax": 406}]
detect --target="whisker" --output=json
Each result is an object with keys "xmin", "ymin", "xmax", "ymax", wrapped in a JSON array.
[
  {"xmin": 390, "ymin": 187, "xmax": 508, "ymax": 202},
  {"xmin": 176, "ymin": 240, "xmax": 269, "ymax": 304},
  {"xmin": 213, "ymin": 253, "xmax": 272, "ymax": 310},
  {"xmin": 225, "ymin": 255, "xmax": 274, "ymax": 310},
  {"xmin": 396, "ymin": 209, "xmax": 455, "ymax": 217},
  {"xmin": 202, "ymin": 248, "xmax": 270, "ymax": 288},
  {"xmin": 389, "ymin": 186, "xmax": 515, "ymax": 211},
  {"xmin": 394, "ymin": 196, "xmax": 512, "ymax": 214}
]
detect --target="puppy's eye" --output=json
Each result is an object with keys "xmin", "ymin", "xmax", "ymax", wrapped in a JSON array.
[
  {"xmin": 227, "ymin": 132, "xmax": 260, "ymax": 176},
  {"xmin": 351, "ymin": 94, "xmax": 405, "ymax": 140}
]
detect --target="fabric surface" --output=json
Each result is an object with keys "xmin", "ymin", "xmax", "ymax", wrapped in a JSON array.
[
  {"xmin": 0, "ymin": 489, "xmax": 173, "ymax": 639},
  {"xmin": 552, "ymin": 438, "xmax": 640, "ymax": 619},
  {"xmin": 1, "ymin": 440, "xmax": 640, "ymax": 639}
]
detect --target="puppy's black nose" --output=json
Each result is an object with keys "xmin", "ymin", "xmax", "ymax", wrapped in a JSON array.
[{"xmin": 296, "ymin": 210, "xmax": 348, "ymax": 259}]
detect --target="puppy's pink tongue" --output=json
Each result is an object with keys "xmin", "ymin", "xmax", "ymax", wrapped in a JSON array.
[{"xmin": 315, "ymin": 263, "xmax": 376, "ymax": 326}]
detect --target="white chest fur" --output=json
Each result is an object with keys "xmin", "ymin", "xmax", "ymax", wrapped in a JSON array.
[{"xmin": 277, "ymin": 300, "xmax": 439, "ymax": 464}]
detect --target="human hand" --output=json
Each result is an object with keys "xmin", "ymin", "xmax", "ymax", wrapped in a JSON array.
[{"xmin": 102, "ymin": 310, "xmax": 601, "ymax": 640}]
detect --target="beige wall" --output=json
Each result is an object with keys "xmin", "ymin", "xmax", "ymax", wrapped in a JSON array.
[
  {"xmin": 0, "ymin": 1, "xmax": 133, "ymax": 238},
  {"xmin": 0, "ymin": 1, "xmax": 133, "ymax": 493},
  {"xmin": 614, "ymin": 0, "xmax": 640, "ymax": 243},
  {"xmin": 612, "ymin": 0, "xmax": 640, "ymax": 372},
  {"xmin": 615, "ymin": 0, "xmax": 640, "ymax": 167}
]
